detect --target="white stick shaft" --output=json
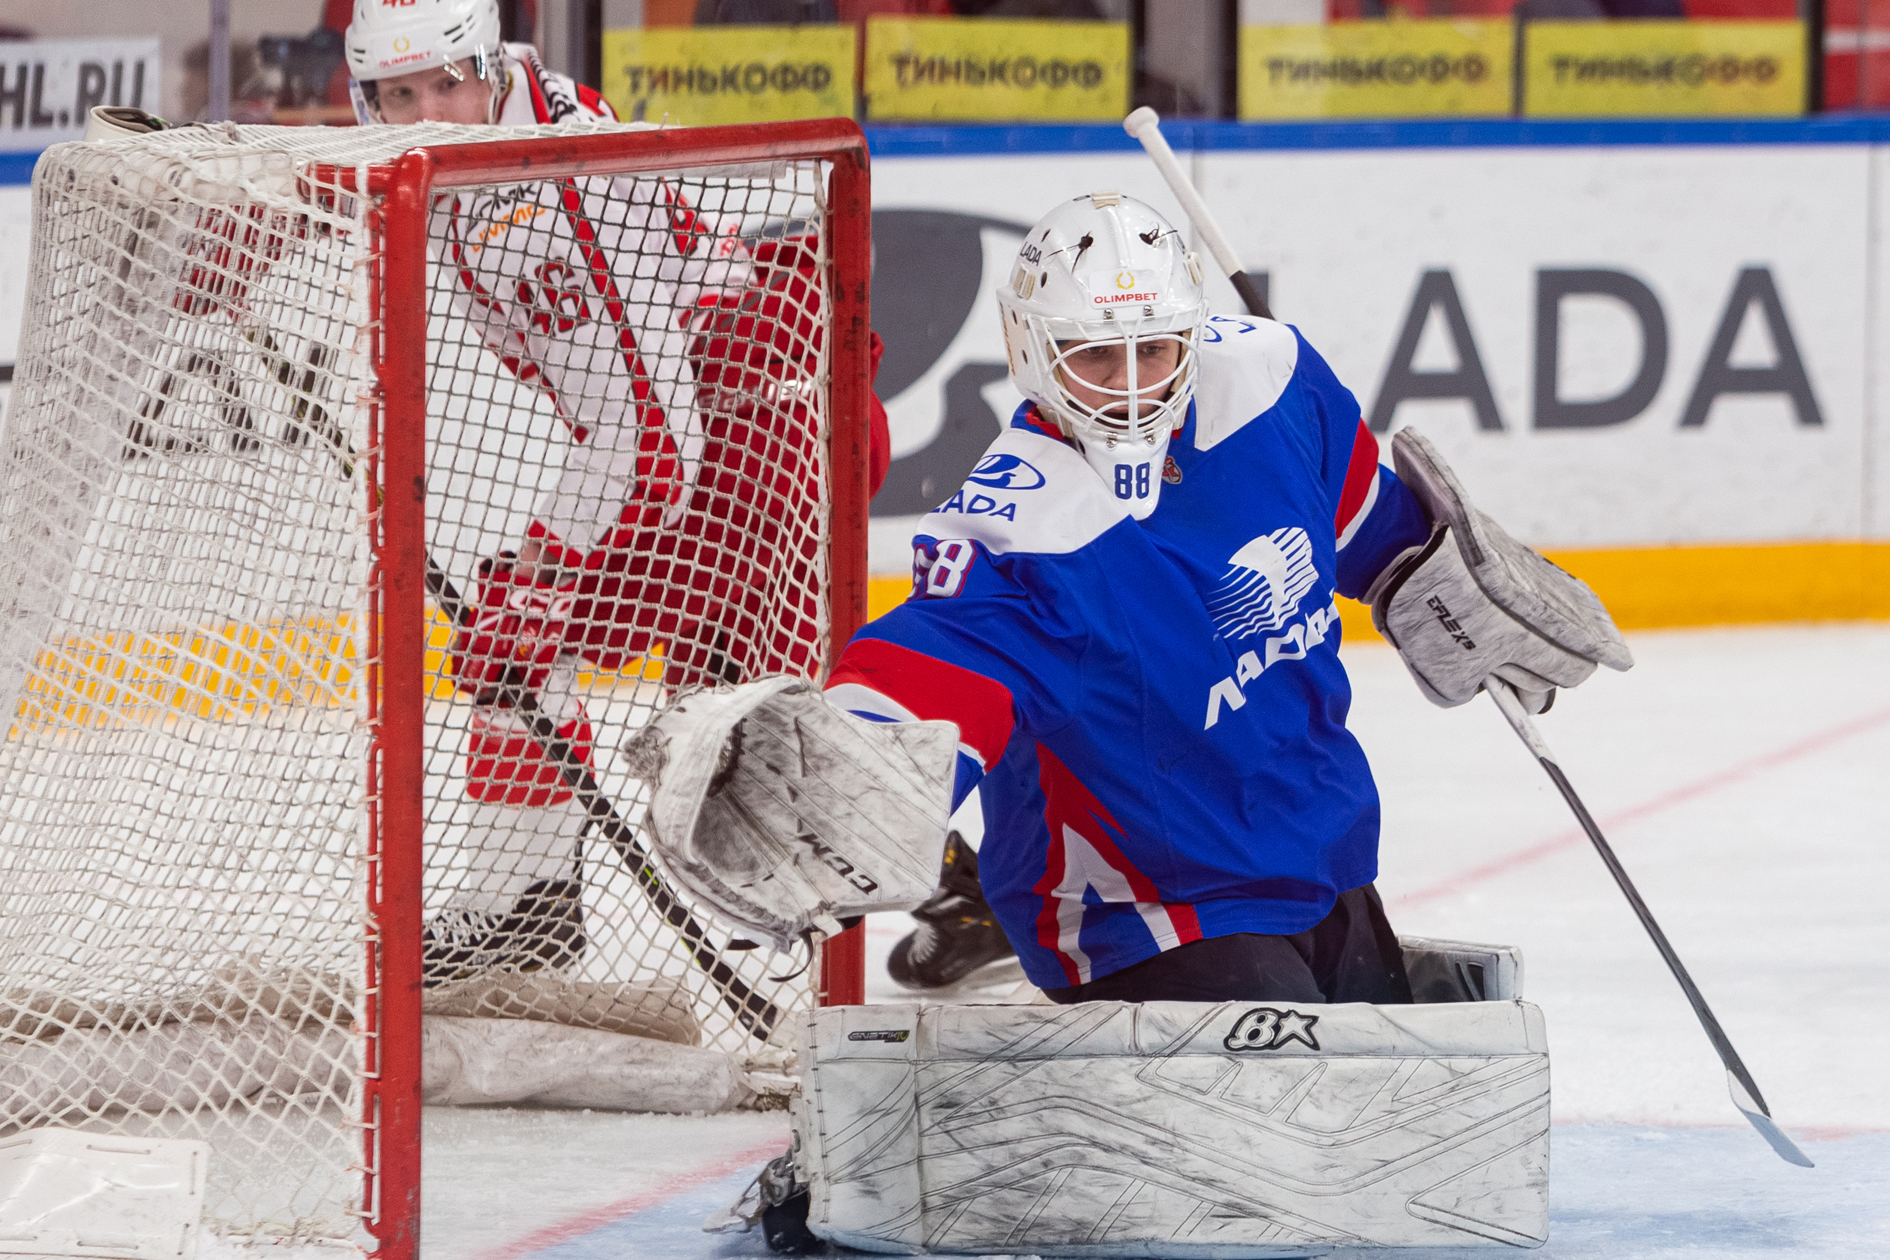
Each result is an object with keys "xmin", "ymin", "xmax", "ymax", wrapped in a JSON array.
[
  {"xmin": 1123, "ymin": 107, "xmax": 1245, "ymax": 281},
  {"xmin": 1483, "ymin": 675, "xmax": 1814, "ymax": 1168},
  {"xmin": 1486, "ymin": 675, "xmax": 1556, "ymax": 763}
]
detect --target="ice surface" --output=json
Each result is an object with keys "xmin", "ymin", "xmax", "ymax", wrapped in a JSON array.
[
  {"xmin": 421, "ymin": 1109, "xmax": 792, "ymax": 1258},
  {"xmin": 408, "ymin": 624, "xmax": 1887, "ymax": 1258},
  {"xmin": 1358, "ymin": 623, "xmax": 1890, "ymax": 1135},
  {"xmin": 416, "ymin": 1118, "xmax": 1888, "ymax": 1259}
]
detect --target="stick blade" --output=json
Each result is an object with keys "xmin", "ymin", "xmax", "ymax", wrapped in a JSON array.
[{"xmin": 1728, "ymin": 1069, "xmax": 1815, "ymax": 1167}]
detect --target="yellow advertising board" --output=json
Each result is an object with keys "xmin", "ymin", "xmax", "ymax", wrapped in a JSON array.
[
  {"xmin": 865, "ymin": 17, "xmax": 1130, "ymax": 122},
  {"xmin": 1524, "ymin": 21, "xmax": 1804, "ymax": 116},
  {"xmin": 600, "ymin": 23, "xmax": 856, "ymax": 126},
  {"xmin": 1239, "ymin": 21, "xmax": 1512, "ymax": 120}
]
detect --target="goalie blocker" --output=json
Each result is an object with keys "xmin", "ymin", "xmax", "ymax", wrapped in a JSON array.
[{"xmin": 1368, "ymin": 428, "xmax": 1632, "ymax": 714}]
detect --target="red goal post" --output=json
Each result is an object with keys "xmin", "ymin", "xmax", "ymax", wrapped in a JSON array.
[{"xmin": 358, "ymin": 121, "xmax": 873, "ymax": 1256}]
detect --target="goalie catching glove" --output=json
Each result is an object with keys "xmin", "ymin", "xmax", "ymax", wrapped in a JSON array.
[
  {"xmin": 1368, "ymin": 428, "xmax": 1632, "ymax": 712},
  {"xmin": 624, "ymin": 677, "xmax": 958, "ymax": 954}
]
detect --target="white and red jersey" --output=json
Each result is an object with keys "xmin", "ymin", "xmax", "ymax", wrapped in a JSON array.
[
  {"xmin": 433, "ymin": 46, "xmax": 892, "ymax": 692},
  {"xmin": 434, "ymin": 42, "xmax": 749, "ymax": 557},
  {"xmin": 491, "ymin": 42, "xmax": 612, "ymax": 128}
]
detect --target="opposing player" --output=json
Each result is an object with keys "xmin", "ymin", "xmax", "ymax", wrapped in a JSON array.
[
  {"xmin": 662, "ymin": 190, "xmax": 1626, "ymax": 1251},
  {"xmin": 345, "ymin": 0, "xmax": 613, "ymax": 127},
  {"xmin": 343, "ymin": 0, "xmax": 891, "ymax": 982}
]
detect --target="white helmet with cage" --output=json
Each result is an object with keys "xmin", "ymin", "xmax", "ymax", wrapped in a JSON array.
[
  {"xmin": 997, "ymin": 192, "xmax": 1208, "ymax": 520},
  {"xmin": 345, "ymin": 0, "xmax": 504, "ymax": 118}
]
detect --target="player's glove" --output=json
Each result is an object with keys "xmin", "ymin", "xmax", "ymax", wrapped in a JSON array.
[
  {"xmin": 451, "ymin": 554, "xmax": 577, "ymax": 703},
  {"xmin": 1367, "ymin": 428, "xmax": 1632, "ymax": 714},
  {"xmin": 623, "ymin": 677, "xmax": 957, "ymax": 954},
  {"xmin": 465, "ymin": 693, "xmax": 595, "ymax": 809},
  {"xmin": 687, "ymin": 235, "xmax": 824, "ymax": 426}
]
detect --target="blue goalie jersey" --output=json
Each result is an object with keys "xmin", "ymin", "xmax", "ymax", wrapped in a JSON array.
[{"xmin": 826, "ymin": 316, "xmax": 1432, "ymax": 990}]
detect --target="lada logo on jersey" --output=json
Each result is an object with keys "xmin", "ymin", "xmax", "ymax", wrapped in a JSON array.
[
  {"xmin": 966, "ymin": 453, "xmax": 1045, "ymax": 491},
  {"xmin": 1202, "ymin": 597, "xmax": 1340, "ymax": 729},
  {"xmin": 1207, "ymin": 529, "xmax": 1318, "ymax": 641},
  {"xmin": 935, "ymin": 490, "xmax": 1018, "ymax": 521},
  {"xmin": 1225, "ymin": 1007, "xmax": 1320, "ymax": 1053},
  {"xmin": 1202, "ymin": 529, "xmax": 1339, "ymax": 729}
]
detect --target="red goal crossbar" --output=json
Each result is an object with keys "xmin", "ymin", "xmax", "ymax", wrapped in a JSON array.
[{"xmin": 340, "ymin": 119, "xmax": 872, "ymax": 1257}]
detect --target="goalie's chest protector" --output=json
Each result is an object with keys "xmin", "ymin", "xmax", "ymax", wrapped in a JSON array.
[{"xmin": 865, "ymin": 317, "xmax": 1385, "ymax": 990}]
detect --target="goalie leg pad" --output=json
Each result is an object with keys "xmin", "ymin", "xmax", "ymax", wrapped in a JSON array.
[
  {"xmin": 626, "ymin": 677, "xmax": 958, "ymax": 953},
  {"xmin": 1369, "ymin": 427, "xmax": 1633, "ymax": 708},
  {"xmin": 795, "ymin": 999, "xmax": 1550, "ymax": 1255}
]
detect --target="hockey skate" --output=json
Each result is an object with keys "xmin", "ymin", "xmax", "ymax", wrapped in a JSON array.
[
  {"xmin": 887, "ymin": 832, "xmax": 1017, "ymax": 990},
  {"xmin": 422, "ymin": 878, "xmax": 586, "ymax": 987},
  {"xmin": 757, "ymin": 1153, "xmax": 823, "ymax": 1256},
  {"xmin": 704, "ymin": 1150, "xmax": 824, "ymax": 1255}
]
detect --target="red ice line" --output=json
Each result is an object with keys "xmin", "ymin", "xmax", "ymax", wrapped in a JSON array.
[
  {"xmin": 470, "ymin": 1140, "xmax": 786, "ymax": 1260},
  {"xmin": 1395, "ymin": 701, "xmax": 1890, "ymax": 909}
]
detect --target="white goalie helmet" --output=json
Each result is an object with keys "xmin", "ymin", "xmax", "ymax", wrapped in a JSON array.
[
  {"xmin": 345, "ymin": 0, "xmax": 503, "ymax": 86},
  {"xmin": 997, "ymin": 192, "xmax": 1208, "ymax": 519}
]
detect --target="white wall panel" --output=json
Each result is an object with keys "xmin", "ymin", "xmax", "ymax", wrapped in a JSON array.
[
  {"xmin": 1199, "ymin": 145, "xmax": 1872, "ymax": 549},
  {"xmin": 868, "ymin": 141, "xmax": 1882, "ymax": 564}
]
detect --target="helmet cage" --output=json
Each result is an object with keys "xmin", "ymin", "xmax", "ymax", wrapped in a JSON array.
[
  {"xmin": 1010, "ymin": 297, "xmax": 1208, "ymax": 454},
  {"xmin": 1045, "ymin": 325, "xmax": 1199, "ymax": 451}
]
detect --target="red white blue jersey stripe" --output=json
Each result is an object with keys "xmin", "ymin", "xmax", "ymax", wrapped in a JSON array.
[
  {"xmin": 1030, "ymin": 744, "xmax": 1204, "ymax": 985},
  {"xmin": 1334, "ymin": 421, "xmax": 1385, "ymax": 552}
]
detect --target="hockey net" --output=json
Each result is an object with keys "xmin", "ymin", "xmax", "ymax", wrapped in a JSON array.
[{"xmin": 0, "ymin": 119, "xmax": 870, "ymax": 1254}]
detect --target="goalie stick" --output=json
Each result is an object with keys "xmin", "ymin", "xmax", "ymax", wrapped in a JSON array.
[
  {"xmin": 1123, "ymin": 107, "xmax": 1272, "ymax": 320},
  {"xmin": 1486, "ymin": 677, "xmax": 1814, "ymax": 1168},
  {"xmin": 1111, "ymin": 118, "xmax": 1810, "ymax": 1169},
  {"xmin": 422, "ymin": 559, "xmax": 786, "ymax": 1042}
]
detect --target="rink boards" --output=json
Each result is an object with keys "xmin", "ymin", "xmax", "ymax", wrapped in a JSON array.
[
  {"xmin": 5, "ymin": 122, "xmax": 1890, "ymax": 627},
  {"xmin": 855, "ymin": 118, "xmax": 1890, "ymax": 625}
]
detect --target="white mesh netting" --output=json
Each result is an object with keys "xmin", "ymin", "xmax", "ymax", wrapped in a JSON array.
[{"xmin": 0, "ymin": 120, "xmax": 840, "ymax": 1248}]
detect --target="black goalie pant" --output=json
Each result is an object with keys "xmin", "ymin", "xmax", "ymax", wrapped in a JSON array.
[{"xmin": 1043, "ymin": 884, "xmax": 1414, "ymax": 1006}]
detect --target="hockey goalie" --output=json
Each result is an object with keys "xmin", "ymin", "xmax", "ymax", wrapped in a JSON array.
[{"xmin": 638, "ymin": 191, "xmax": 1632, "ymax": 1254}]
